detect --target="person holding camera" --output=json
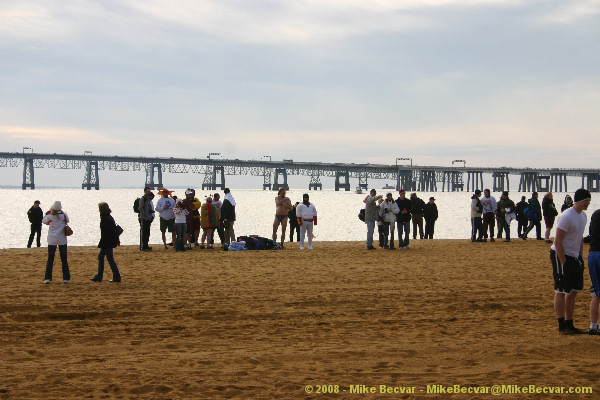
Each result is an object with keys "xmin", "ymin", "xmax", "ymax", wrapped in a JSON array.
[
  {"xmin": 380, "ymin": 192, "xmax": 400, "ymax": 249},
  {"xmin": 42, "ymin": 201, "xmax": 71, "ymax": 284},
  {"xmin": 396, "ymin": 189, "xmax": 412, "ymax": 249}
]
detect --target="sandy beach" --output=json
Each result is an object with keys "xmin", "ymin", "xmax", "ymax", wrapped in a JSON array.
[{"xmin": 1, "ymin": 240, "xmax": 598, "ymax": 399}]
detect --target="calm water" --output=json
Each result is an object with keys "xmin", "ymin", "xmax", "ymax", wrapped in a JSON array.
[{"xmin": 2, "ymin": 188, "xmax": 597, "ymax": 249}]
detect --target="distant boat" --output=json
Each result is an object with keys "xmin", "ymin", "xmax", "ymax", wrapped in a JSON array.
[
  {"xmin": 382, "ymin": 184, "xmax": 395, "ymax": 190},
  {"xmin": 355, "ymin": 187, "xmax": 363, "ymax": 194}
]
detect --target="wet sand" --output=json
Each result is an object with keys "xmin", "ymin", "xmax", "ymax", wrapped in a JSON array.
[{"xmin": 1, "ymin": 240, "xmax": 598, "ymax": 399}]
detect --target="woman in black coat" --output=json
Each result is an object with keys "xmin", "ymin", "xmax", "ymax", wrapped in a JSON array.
[{"xmin": 91, "ymin": 202, "xmax": 121, "ymax": 282}]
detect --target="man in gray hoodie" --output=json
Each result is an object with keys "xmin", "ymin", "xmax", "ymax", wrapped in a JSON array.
[
  {"xmin": 364, "ymin": 189, "xmax": 383, "ymax": 250},
  {"xmin": 138, "ymin": 187, "xmax": 155, "ymax": 251}
]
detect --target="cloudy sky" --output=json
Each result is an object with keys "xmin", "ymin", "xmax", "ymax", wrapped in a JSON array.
[{"xmin": 1, "ymin": 0, "xmax": 599, "ymax": 180}]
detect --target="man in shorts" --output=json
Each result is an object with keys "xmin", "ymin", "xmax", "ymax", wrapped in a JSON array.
[
  {"xmin": 273, "ymin": 188, "xmax": 293, "ymax": 248},
  {"xmin": 550, "ymin": 188, "xmax": 591, "ymax": 335},
  {"xmin": 587, "ymin": 207, "xmax": 600, "ymax": 335},
  {"xmin": 156, "ymin": 188, "xmax": 176, "ymax": 249}
]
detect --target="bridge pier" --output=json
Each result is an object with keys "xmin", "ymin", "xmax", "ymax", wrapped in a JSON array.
[
  {"xmin": 335, "ymin": 171, "xmax": 350, "ymax": 191},
  {"xmin": 550, "ymin": 172, "xmax": 568, "ymax": 192},
  {"xmin": 272, "ymin": 168, "xmax": 289, "ymax": 191},
  {"xmin": 492, "ymin": 172, "xmax": 509, "ymax": 192},
  {"xmin": 357, "ymin": 171, "xmax": 368, "ymax": 191},
  {"xmin": 466, "ymin": 171, "xmax": 484, "ymax": 192},
  {"xmin": 202, "ymin": 166, "xmax": 225, "ymax": 190},
  {"xmin": 145, "ymin": 163, "xmax": 163, "ymax": 190},
  {"xmin": 442, "ymin": 171, "xmax": 464, "ymax": 192},
  {"xmin": 308, "ymin": 173, "xmax": 322, "ymax": 190},
  {"xmin": 82, "ymin": 161, "xmax": 99, "ymax": 190},
  {"xmin": 538, "ymin": 175, "xmax": 550, "ymax": 192},
  {"xmin": 519, "ymin": 172, "xmax": 539, "ymax": 192},
  {"xmin": 396, "ymin": 170, "xmax": 414, "ymax": 191},
  {"xmin": 418, "ymin": 170, "xmax": 437, "ymax": 192},
  {"xmin": 22, "ymin": 158, "xmax": 35, "ymax": 190},
  {"xmin": 263, "ymin": 169, "xmax": 271, "ymax": 190},
  {"xmin": 582, "ymin": 173, "xmax": 600, "ymax": 192}
]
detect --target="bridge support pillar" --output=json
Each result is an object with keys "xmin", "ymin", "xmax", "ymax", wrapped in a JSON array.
[
  {"xmin": 396, "ymin": 170, "xmax": 414, "ymax": 191},
  {"xmin": 442, "ymin": 171, "xmax": 463, "ymax": 192},
  {"xmin": 418, "ymin": 170, "xmax": 437, "ymax": 192},
  {"xmin": 263, "ymin": 169, "xmax": 271, "ymax": 190},
  {"xmin": 519, "ymin": 172, "xmax": 539, "ymax": 192},
  {"xmin": 202, "ymin": 166, "xmax": 225, "ymax": 190},
  {"xmin": 308, "ymin": 173, "xmax": 322, "ymax": 190},
  {"xmin": 537, "ymin": 175, "xmax": 550, "ymax": 192},
  {"xmin": 466, "ymin": 171, "xmax": 483, "ymax": 192},
  {"xmin": 492, "ymin": 172, "xmax": 510, "ymax": 192},
  {"xmin": 357, "ymin": 171, "xmax": 368, "ymax": 191},
  {"xmin": 272, "ymin": 168, "xmax": 289, "ymax": 191},
  {"xmin": 582, "ymin": 173, "xmax": 600, "ymax": 192},
  {"xmin": 335, "ymin": 171, "xmax": 350, "ymax": 191},
  {"xmin": 550, "ymin": 172, "xmax": 568, "ymax": 192},
  {"xmin": 145, "ymin": 163, "xmax": 163, "ymax": 190},
  {"xmin": 22, "ymin": 157, "xmax": 35, "ymax": 190},
  {"xmin": 82, "ymin": 161, "xmax": 100, "ymax": 190}
]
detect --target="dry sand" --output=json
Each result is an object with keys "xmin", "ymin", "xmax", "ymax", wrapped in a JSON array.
[{"xmin": 1, "ymin": 240, "xmax": 599, "ymax": 399}]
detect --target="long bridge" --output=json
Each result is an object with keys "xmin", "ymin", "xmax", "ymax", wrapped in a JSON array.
[{"xmin": 1, "ymin": 152, "xmax": 599, "ymax": 193}]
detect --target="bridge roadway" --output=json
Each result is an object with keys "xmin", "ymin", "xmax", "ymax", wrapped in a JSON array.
[{"xmin": 1, "ymin": 152, "xmax": 599, "ymax": 193}]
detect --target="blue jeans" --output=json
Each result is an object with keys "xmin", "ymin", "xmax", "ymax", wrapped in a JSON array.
[
  {"xmin": 45, "ymin": 244, "xmax": 70, "ymax": 281},
  {"xmin": 397, "ymin": 220, "xmax": 410, "ymax": 247},
  {"xmin": 95, "ymin": 248, "xmax": 120, "ymax": 282},
  {"xmin": 366, "ymin": 221, "xmax": 375, "ymax": 247},
  {"xmin": 384, "ymin": 222, "xmax": 396, "ymax": 248}
]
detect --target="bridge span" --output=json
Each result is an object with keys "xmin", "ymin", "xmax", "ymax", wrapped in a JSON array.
[{"xmin": 1, "ymin": 152, "xmax": 598, "ymax": 193}]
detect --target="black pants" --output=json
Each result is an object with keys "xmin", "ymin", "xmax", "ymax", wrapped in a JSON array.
[
  {"xmin": 424, "ymin": 219, "xmax": 435, "ymax": 239},
  {"xmin": 517, "ymin": 217, "xmax": 528, "ymax": 237},
  {"xmin": 140, "ymin": 219, "xmax": 152, "ymax": 249},
  {"xmin": 28, "ymin": 223, "xmax": 42, "ymax": 247},
  {"xmin": 289, "ymin": 224, "xmax": 300, "ymax": 242},
  {"xmin": 210, "ymin": 226, "xmax": 224, "ymax": 245}
]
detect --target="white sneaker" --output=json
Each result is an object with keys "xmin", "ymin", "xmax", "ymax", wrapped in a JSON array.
[
  {"xmin": 43, "ymin": 279, "xmax": 51, "ymax": 284},
  {"xmin": 308, "ymin": 247, "xmax": 314, "ymax": 250},
  {"xmin": 300, "ymin": 246, "xmax": 305, "ymax": 250},
  {"xmin": 63, "ymin": 280, "xmax": 71, "ymax": 284}
]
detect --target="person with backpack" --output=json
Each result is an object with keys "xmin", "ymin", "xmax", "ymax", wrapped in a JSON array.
[
  {"xmin": 522, "ymin": 192, "xmax": 543, "ymax": 240},
  {"xmin": 471, "ymin": 189, "xmax": 484, "ymax": 242},
  {"xmin": 138, "ymin": 187, "xmax": 155, "ymax": 251}
]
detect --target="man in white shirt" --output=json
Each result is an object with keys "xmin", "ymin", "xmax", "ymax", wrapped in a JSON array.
[
  {"xmin": 156, "ymin": 188, "xmax": 176, "ymax": 250},
  {"xmin": 481, "ymin": 189, "xmax": 497, "ymax": 241},
  {"xmin": 550, "ymin": 188, "xmax": 591, "ymax": 335},
  {"xmin": 296, "ymin": 193, "xmax": 317, "ymax": 250}
]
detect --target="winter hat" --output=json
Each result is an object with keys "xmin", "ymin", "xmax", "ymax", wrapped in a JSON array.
[
  {"xmin": 574, "ymin": 188, "xmax": 591, "ymax": 203},
  {"xmin": 51, "ymin": 201, "xmax": 62, "ymax": 211}
]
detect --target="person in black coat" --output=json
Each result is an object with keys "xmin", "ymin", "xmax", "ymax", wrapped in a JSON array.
[
  {"xmin": 423, "ymin": 197, "xmax": 439, "ymax": 239},
  {"xmin": 288, "ymin": 202, "xmax": 300, "ymax": 242},
  {"xmin": 395, "ymin": 189, "xmax": 412, "ymax": 249},
  {"xmin": 515, "ymin": 196, "xmax": 529, "ymax": 238},
  {"xmin": 27, "ymin": 200, "xmax": 44, "ymax": 248},
  {"xmin": 91, "ymin": 202, "xmax": 121, "ymax": 282}
]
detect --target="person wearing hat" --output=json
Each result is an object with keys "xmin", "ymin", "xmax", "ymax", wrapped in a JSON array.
[
  {"xmin": 522, "ymin": 192, "xmax": 543, "ymax": 240},
  {"xmin": 27, "ymin": 200, "xmax": 44, "ymax": 248},
  {"xmin": 156, "ymin": 188, "xmax": 176, "ymax": 250},
  {"xmin": 364, "ymin": 189, "xmax": 383, "ymax": 250},
  {"xmin": 423, "ymin": 197, "xmax": 438, "ymax": 239},
  {"xmin": 497, "ymin": 191, "xmax": 516, "ymax": 242},
  {"xmin": 561, "ymin": 194, "xmax": 574, "ymax": 212},
  {"xmin": 587, "ymin": 205, "xmax": 600, "ymax": 334},
  {"xmin": 380, "ymin": 192, "xmax": 399, "ymax": 249},
  {"xmin": 515, "ymin": 195, "xmax": 529, "ymax": 238},
  {"xmin": 221, "ymin": 188, "xmax": 237, "ymax": 246},
  {"xmin": 550, "ymin": 188, "xmax": 591, "ymax": 335},
  {"xmin": 470, "ymin": 189, "xmax": 484, "ymax": 242},
  {"xmin": 41, "ymin": 201, "xmax": 71, "ymax": 284},
  {"xmin": 396, "ymin": 189, "xmax": 413, "ymax": 249},
  {"xmin": 296, "ymin": 193, "xmax": 318, "ymax": 250}
]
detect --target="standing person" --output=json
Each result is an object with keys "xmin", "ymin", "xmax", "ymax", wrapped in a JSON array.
[
  {"xmin": 380, "ymin": 192, "xmax": 399, "ymax": 249},
  {"xmin": 550, "ymin": 188, "xmax": 591, "ymax": 335},
  {"xmin": 211, "ymin": 193, "xmax": 224, "ymax": 246},
  {"xmin": 562, "ymin": 195, "xmax": 574, "ymax": 212},
  {"xmin": 27, "ymin": 200, "xmax": 43, "ymax": 248},
  {"xmin": 296, "ymin": 193, "xmax": 317, "ymax": 250},
  {"xmin": 542, "ymin": 192, "xmax": 559, "ymax": 244},
  {"xmin": 480, "ymin": 189, "xmax": 497, "ymax": 242},
  {"xmin": 156, "ymin": 188, "xmax": 176, "ymax": 250},
  {"xmin": 173, "ymin": 198, "xmax": 188, "ymax": 252},
  {"xmin": 515, "ymin": 196, "xmax": 529, "ymax": 239},
  {"xmin": 377, "ymin": 198, "xmax": 385, "ymax": 248},
  {"xmin": 497, "ymin": 191, "xmax": 516, "ymax": 242},
  {"xmin": 423, "ymin": 197, "xmax": 438, "ymax": 239},
  {"xmin": 221, "ymin": 188, "xmax": 236, "ymax": 245},
  {"xmin": 90, "ymin": 202, "xmax": 121, "ymax": 283},
  {"xmin": 364, "ymin": 189, "xmax": 383, "ymax": 250},
  {"xmin": 273, "ymin": 188, "xmax": 293, "ymax": 248},
  {"xmin": 471, "ymin": 190, "xmax": 484, "ymax": 242},
  {"xmin": 138, "ymin": 187, "xmax": 155, "ymax": 251},
  {"xmin": 200, "ymin": 197, "xmax": 219, "ymax": 249},
  {"xmin": 522, "ymin": 192, "xmax": 542, "ymax": 240},
  {"xmin": 410, "ymin": 193, "xmax": 425, "ymax": 240},
  {"xmin": 288, "ymin": 202, "xmax": 300, "ymax": 242},
  {"xmin": 396, "ymin": 189, "xmax": 412, "ymax": 249},
  {"xmin": 190, "ymin": 190, "xmax": 202, "ymax": 247},
  {"xmin": 42, "ymin": 201, "xmax": 70, "ymax": 284},
  {"xmin": 182, "ymin": 189, "xmax": 196, "ymax": 249},
  {"xmin": 587, "ymin": 208, "xmax": 600, "ymax": 335}
]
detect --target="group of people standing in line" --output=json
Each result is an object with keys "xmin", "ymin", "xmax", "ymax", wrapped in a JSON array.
[
  {"xmin": 362, "ymin": 189, "xmax": 439, "ymax": 250},
  {"xmin": 470, "ymin": 189, "xmax": 574, "ymax": 243}
]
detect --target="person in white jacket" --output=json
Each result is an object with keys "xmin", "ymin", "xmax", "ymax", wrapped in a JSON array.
[
  {"xmin": 42, "ymin": 201, "xmax": 71, "ymax": 284},
  {"xmin": 296, "ymin": 193, "xmax": 317, "ymax": 250},
  {"xmin": 380, "ymin": 192, "xmax": 400, "ymax": 249}
]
